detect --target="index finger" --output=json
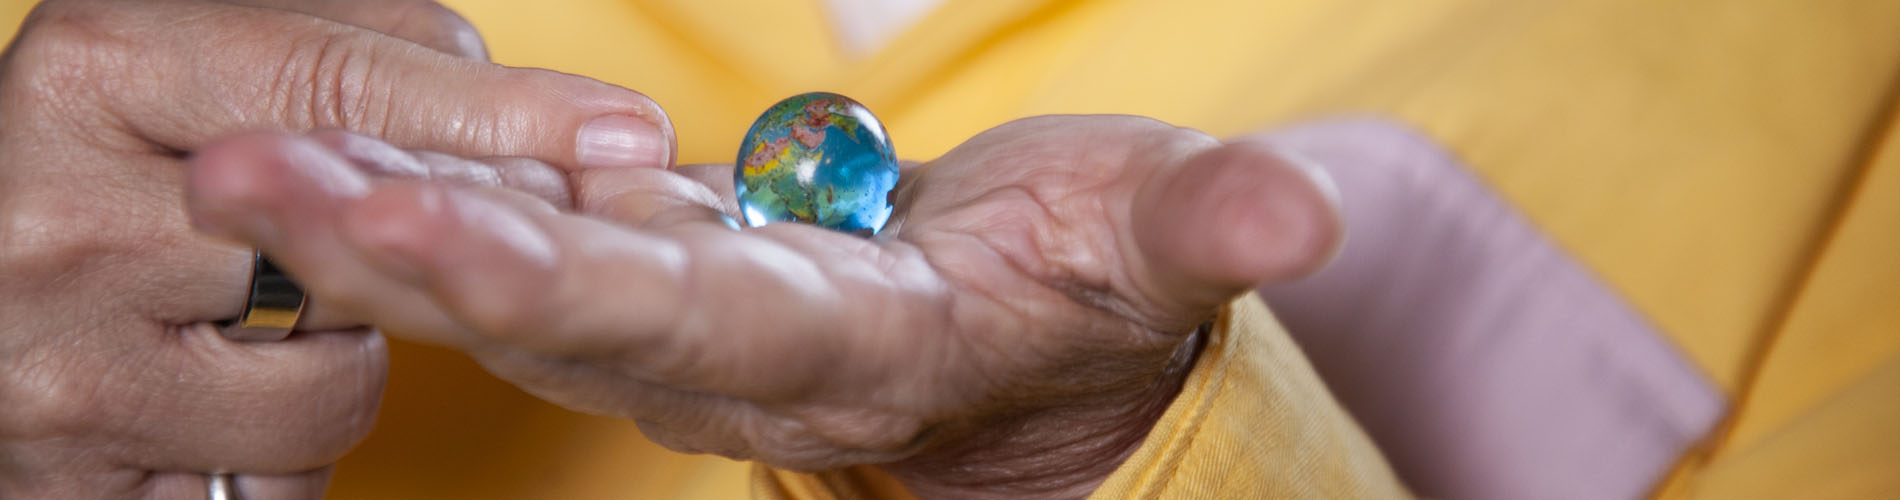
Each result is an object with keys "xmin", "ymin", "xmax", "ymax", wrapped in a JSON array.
[
  {"xmin": 344, "ymin": 186, "xmax": 959, "ymax": 399},
  {"xmin": 12, "ymin": 0, "xmax": 672, "ymax": 169}
]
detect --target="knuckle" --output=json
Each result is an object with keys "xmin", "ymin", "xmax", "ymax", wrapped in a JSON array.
[
  {"xmin": 196, "ymin": 330, "xmax": 388, "ymax": 465},
  {"xmin": 0, "ymin": 182, "xmax": 194, "ymax": 320},
  {"xmin": 452, "ymin": 284, "xmax": 553, "ymax": 345},
  {"xmin": 5, "ymin": 0, "xmax": 138, "ymax": 95},
  {"xmin": 0, "ymin": 348, "xmax": 109, "ymax": 440},
  {"xmin": 0, "ymin": 192, "xmax": 117, "ymax": 290},
  {"xmin": 261, "ymin": 336, "xmax": 388, "ymax": 457},
  {"xmin": 266, "ymin": 29, "xmax": 394, "ymax": 135},
  {"xmin": 440, "ymin": 67, "xmax": 548, "ymax": 152}
]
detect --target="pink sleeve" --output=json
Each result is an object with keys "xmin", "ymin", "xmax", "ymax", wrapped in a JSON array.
[{"xmin": 1255, "ymin": 119, "xmax": 1726, "ymax": 500}]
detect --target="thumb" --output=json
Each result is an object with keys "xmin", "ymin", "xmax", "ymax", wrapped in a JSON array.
[
  {"xmin": 68, "ymin": 0, "xmax": 673, "ymax": 169},
  {"xmin": 1130, "ymin": 138, "xmax": 1343, "ymax": 315}
]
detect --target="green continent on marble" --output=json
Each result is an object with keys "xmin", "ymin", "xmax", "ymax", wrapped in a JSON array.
[{"xmin": 734, "ymin": 92, "xmax": 898, "ymax": 236}]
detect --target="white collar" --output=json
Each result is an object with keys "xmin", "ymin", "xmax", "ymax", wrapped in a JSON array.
[{"xmin": 820, "ymin": 0, "xmax": 944, "ymax": 56}]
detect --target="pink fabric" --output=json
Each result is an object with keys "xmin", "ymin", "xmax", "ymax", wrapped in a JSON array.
[{"xmin": 1254, "ymin": 119, "xmax": 1726, "ymax": 500}]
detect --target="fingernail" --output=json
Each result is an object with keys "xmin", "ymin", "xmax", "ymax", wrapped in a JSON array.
[{"xmin": 576, "ymin": 115, "xmax": 669, "ymax": 169}]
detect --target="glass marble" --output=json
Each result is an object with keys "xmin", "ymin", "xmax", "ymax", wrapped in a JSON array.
[{"xmin": 734, "ymin": 92, "xmax": 898, "ymax": 236}]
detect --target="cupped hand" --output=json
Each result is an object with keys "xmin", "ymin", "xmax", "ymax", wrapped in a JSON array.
[
  {"xmin": 185, "ymin": 115, "xmax": 1339, "ymax": 499},
  {"xmin": 0, "ymin": 0, "xmax": 673, "ymax": 498}
]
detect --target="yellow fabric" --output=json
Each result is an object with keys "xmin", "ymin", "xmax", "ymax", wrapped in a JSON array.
[
  {"xmin": 1726, "ymin": 97, "xmax": 1900, "ymax": 455},
  {"xmin": 3, "ymin": 0, "xmax": 1897, "ymax": 498},
  {"xmin": 317, "ymin": 344, "xmax": 755, "ymax": 499},
  {"xmin": 1085, "ymin": 298, "xmax": 1406, "ymax": 499},
  {"xmin": 752, "ymin": 297, "xmax": 1409, "ymax": 500},
  {"xmin": 1661, "ymin": 99, "xmax": 1900, "ymax": 500}
]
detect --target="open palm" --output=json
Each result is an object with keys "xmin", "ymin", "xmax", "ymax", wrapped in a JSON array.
[{"xmin": 186, "ymin": 115, "xmax": 1340, "ymax": 498}]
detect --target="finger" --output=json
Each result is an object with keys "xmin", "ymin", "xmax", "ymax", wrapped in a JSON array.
[
  {"xmin": 671, "ymin": 163, "xmax": 735, "ymax": 193},
  {"xmin": 19, "ymin": 171, "xmax": 379, "ymax": 473},
  {"xmin": 185, "ymin": 140, "xmax": 949, "ymax": 466},
  {"xmin": 671, "ymin": 163, "xmax": 742, "ymax": 216},
  {"xmin": 82, "ymin": 224, "xmax": 380, "ymax": 471},
  {"xmin": 187, "ymin": 131, "xmax": 484, "ymax": 346},
  {"xmin": 668, "ymin": 161, "xmax": 921, "ymax": 230},
  {"xmin": 573, "ymin": 166, "xmax": 731, "ymax": 227},
  {"xmin": 345, "ymin": 204, "xmax": 933, "ymax": 465},
  {"xmin": 220, "ymin": 0, "xmax": 489, "ymax": 60},
  {"xmin": 136, "ymin": 228, "xmax": 361, "ymax": 333},
  {"xmin": 1130, "ymin": 138, "xmax": 1343, "ymax": 315},
  {"xmin": 30, "ymin": 0, "xmax": 672, "ymax": 169},
  {"xmin": 307, "ymin": 129, "xmax": 572, "ymax": 207},
  {"xmin": 105, "ymin": 158, "xmax": 356, "ymax": 333},
  {"xmin": 101, "ymin": 322, "xmax": 385, "ymax": 473},
  {"xmin": 341, "ymin": 188, "xmax": 951, "ymax": 396},
  {"xmin": 190, "ymin": 142, "xmax": 954, "ymax": 395}
]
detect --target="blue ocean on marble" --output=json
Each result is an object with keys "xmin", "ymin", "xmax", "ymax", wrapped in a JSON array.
[{"xmin": 734, "ymin": 92, "xmax": 898, "ymax": 236}]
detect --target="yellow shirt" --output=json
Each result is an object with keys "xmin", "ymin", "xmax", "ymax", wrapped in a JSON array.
[{"xmin": 754, "ymin": 297, "xmax": 1410, "ymax": 500}]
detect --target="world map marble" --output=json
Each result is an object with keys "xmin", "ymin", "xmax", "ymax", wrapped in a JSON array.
[{"xmin": 733, "ymin": 92, "xmax": 899, "ymax": 236}]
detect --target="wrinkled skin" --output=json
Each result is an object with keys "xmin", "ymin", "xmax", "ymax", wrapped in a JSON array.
[
  {"xmin": 185, "ymin": 113, "xmax": 1342, "ymax": 499},
  {"xmin": 0, "ymin": 0, "xmax": 671, "ymax": 498}
]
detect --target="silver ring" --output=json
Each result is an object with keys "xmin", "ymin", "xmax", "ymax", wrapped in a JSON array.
[
  {"xmin": 223, "ymin": 251, "xmax": 305, "ymax": 342},
  {"xmin": 207, "ymin": 472, "xmax": 239, "ymax": 500}
]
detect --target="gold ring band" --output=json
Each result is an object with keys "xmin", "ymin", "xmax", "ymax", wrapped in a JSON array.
[{"xmin": 223, "ymin": 252, "xmax": 304, "ymax": 342}]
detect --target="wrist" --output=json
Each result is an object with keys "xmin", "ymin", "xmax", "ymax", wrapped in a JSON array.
[{"xmin": 880, "ymin": 325, "xmax": 1209, "ymax": 500}]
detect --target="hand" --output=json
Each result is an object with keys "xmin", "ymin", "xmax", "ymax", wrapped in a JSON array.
[
  {"xmin": 184, "ymin": 115, "xmax": 1340, "ymax": 499},
  {"xmin": 0, "ymin": 0, "xmax": 673, "ymax": 498}
]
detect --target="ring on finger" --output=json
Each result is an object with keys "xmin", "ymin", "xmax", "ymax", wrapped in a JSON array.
[
  {"xmin": 222, "ymin": 251, "xmax": 305, "ymax": 342},
  {"xmin": 207, "ymin": 472, "xmax": 239, "ymax": 500}
]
